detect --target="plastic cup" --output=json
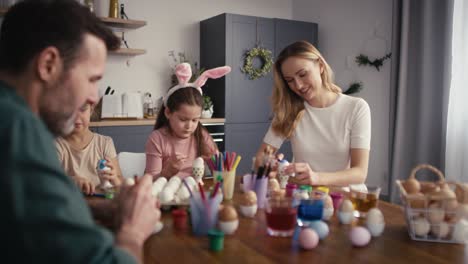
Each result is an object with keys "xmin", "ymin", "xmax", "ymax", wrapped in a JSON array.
[
  {"xmin": 171, "ymin": 209, "xmax": 188, "ymax": 230},
  {"xmin": 254, "ymin": 177, "xmax": 268, "ymax": 209},
  {"xmin": 208, "ymin": 229, "xmax": 224, "ymax": 251},
  {"xmin": 222, "ymin": 170, "xmax": 236, "ymax": 200},
  {"xmin": 330, "ymin": 192, "xmax": 344, "ymax": 211},
  {"xmin": 265, "ymin": 197, "xmax": 297, "ymax": 237},
  {"xmin": 189, "ymin": 191, "xmax": 222, "ymax": 236}
]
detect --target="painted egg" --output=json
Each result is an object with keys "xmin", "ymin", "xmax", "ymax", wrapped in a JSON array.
[
  {"xmin": 299, "ymin": 228, "xmax": 319, "ymax": 250},
  {"xmin": 309, "ymin": 220, "xmax": 329, "ymax": 240},
  {"xmin": 349, "ymin": 226, "xmax": 371, "ymax": 247},
  {"xmin": 193, "ymin": 157, "xmax": 204, "ymax": 168}
]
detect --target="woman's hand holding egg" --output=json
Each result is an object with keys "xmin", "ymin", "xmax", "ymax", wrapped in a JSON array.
[{"xmin": 285, "ymin": 163, "xmax": 320, "ymax": 186}]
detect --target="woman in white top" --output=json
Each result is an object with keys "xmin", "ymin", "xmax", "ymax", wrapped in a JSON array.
[{"xmin": 256, "ymin": 41, "xmax": 371, "ymax": 187}]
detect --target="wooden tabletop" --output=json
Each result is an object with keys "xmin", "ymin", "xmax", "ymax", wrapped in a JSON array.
[{"xmin": 142, "ymin": 185, "xmax": 467, "ymax": 264}]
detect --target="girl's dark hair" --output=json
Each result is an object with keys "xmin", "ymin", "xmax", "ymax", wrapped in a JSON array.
[
  {"xmin": 155, "ymin": 87, "xmax": 216, "ymax": 157},
  {"xmin": 0, "ymin": 0, "xmax": 120, "ymax": 74}
]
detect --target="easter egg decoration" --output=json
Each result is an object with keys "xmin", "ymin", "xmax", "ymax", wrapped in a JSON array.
[
  {"xmin": 349, "ymin": 226, "xmax": 371, "ymax": 247},
  {"xmin": 366, "ymin": 208, "xmax": 385, "ymax": 237},
  {"xmin": 299, "ymin": 228, "xmax": 319, "ymax": 250}
]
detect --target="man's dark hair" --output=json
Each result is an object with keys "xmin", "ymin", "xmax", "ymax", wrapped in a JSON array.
[{"xmin": 0, "ymin": 0, "xmax": 120, "ymax": 74}]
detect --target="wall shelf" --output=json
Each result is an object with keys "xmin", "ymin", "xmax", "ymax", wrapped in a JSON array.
[
  {"xmin": 99, "ymin": 17, "xmax": 147, "ymax": 29},
  {"xmin": 109, "ymin": 48, "xmax": 146, "ymax": 56}
]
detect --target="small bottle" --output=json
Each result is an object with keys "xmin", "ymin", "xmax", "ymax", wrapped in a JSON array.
[{"xmin": 109, "ymin": 0, "xmax": 119, "ymax": 18}]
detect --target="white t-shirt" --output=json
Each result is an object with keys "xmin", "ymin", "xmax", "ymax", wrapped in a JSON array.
[{"xmin": 264, "ymin": 94, "xmax": 371, "ymax": 174}]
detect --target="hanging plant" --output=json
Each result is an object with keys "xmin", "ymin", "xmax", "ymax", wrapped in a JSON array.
[
  {"xmin": 241, "ymin": 47, "xmax": 274, "ymax": 80},
  {"xmin": 344, "ymin": 82, "xmax": 364, "ymax": 95},
  {"xmin": 355, "ymin": 53, "xmax": 392, "ymax": 71}
]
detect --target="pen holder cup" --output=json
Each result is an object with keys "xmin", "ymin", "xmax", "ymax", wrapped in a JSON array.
[
  {"xmin": 189, "ymin": 191, "xmax": 222, "ymax": 236},
  {"xmin": 222, "ymin": 170, "xmax": 236, "ymax": 200},
  {"xmin": 254, "ymin": 177, "xmax": 268, "ymax": 209}
]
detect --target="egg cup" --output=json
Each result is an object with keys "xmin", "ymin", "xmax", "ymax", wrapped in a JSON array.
[{"xmin": 240, "ymin": 204, "xmax": 257, "ymax": 218}]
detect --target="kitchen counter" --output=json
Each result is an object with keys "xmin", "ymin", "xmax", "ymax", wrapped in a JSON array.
[{"xmin": 90, "ymin": 118, "xmax": 225, "ymax": 127}]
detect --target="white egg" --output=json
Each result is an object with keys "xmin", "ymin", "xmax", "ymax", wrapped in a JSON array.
[
  {"xmin": 366, "ymin": 208, "xmax": 384, "ymax": 225},
  {"xmin": 452, "ymin": 219, "xmax": 468, "ymax": 243},
  {"xmin": 412, "ymin": 217, "xmax": 430, "ymax": 237},
  {"xmin": 176, "ymin": 185, "xmax": 190, "ymax": 201},
  {"xmin": 185, "ymin": 176, "xmax": 197, "ymax": 187},
  {"xmin": 338, "ymin": 211, "xmax": 354, "ymax": 224},
  {"xmin": 159, "ymin": 189, "xmax": 174, "ymax": 203},
  {"xmin": 151, "ymin": 178, "xmax": 167, "ymax": 197},
  {"xmin": 100, "ymin": 180, "xmax": 113, "ymax": 189},
  {"xmin": 430, "ymin": 221, "xmax": 450, "ymax": 238},
  {"xmin": 153, "ymin": 222, "xmax": 164, "ymax": 234},
  {"xmin": 367, "ymin": 222, "xmax": 385, "ymax": 237},
  {"xmin": 169, "ymin": 176, "xmax": 181, "ymax": 184},
  {"xmin": 124, "ymin": 177, "xmax": 135, "ymax": 186},
  {"xmin": 193, "ymin": 157, "xmax": 205, "ymax": 168},
  {"xmin": 322, "ymin": 207, "xmax": 334, "ymax": 221}
]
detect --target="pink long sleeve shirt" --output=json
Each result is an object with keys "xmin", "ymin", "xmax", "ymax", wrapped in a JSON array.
[{"xmin": 145, "ymin": 127, "xmax": 217, "ymax": 178}]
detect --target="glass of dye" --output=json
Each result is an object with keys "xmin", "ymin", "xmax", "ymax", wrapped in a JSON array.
[
  {"xmin": 265, "ymin": 197, "xmax": 297, "ymax": 237},
  {"xmin": 349, "ymin": 185, "xmax": 381, "ymax": 218}
]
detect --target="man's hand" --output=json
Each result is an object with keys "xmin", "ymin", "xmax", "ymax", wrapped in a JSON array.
[{"xmin": 116, "ymin": 173, "xmax": 161, "ymax": 261}]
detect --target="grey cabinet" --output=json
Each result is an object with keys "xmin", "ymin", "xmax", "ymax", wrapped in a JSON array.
[
  {"xmin": 90, "ymin": 122, "xmax": 225, "ymax": 154},
  {"xmin": 200, "ymin": 13, "xmax": 318, "ymax": 173},
  {"xmin": 90, "ymin": 126, "xmax": 153, "ymax": 153}
]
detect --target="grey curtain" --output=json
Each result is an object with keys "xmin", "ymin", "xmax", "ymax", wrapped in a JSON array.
[{"xmin": 389, "ymin": 0, "xmax": 454, "ymax": 202}]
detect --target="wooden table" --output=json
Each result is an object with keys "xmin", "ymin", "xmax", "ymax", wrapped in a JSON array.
[{"xmin": 142, "ymin": 187, "xmax": 467, "ymax": 264}]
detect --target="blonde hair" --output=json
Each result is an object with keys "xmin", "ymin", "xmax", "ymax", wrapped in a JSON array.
[{"xmin": 271, "ymin": 41, "xmax": 341, "ymax": 138}]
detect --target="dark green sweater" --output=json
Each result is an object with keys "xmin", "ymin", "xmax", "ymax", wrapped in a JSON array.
[{"xmin": 0, "ymin": 82, "xmax": 135, "ymax": 263}]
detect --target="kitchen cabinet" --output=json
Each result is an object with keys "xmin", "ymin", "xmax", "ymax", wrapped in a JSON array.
[{"xmin": 200, "ymin": 13, "xmax": 318, "ymax": 173}]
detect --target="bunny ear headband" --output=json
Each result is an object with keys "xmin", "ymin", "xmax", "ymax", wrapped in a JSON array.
[{"xmin": 163, "ymin": 62, "xmax": 231, "ymax": 107}]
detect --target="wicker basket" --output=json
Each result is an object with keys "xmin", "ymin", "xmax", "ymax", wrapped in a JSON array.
[{"xmin": 395, "ymin": 164, "xmax": 465, "ymax": 244}]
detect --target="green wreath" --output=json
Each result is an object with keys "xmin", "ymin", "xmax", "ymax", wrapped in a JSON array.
[{"xmin": 241, "ymin": 47, "xmax": 274, "ymax": 80}]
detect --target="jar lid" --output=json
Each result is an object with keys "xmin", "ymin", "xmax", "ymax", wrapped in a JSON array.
[
  {"xmin": 316, "ymin": 186, "xmax": 329, "ymax": 194},
  {"xmin": 286, "ymin": 183, "xmax": 297, "ymax": 189},
  {"xmin": 299, "ymin": 185, "xmax": 312, "ymax": 192}
]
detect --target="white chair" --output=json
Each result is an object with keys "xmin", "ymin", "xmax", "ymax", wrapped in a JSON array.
[{"xmin": 117, "ymin": 152, "xmax": 146, "ymax": 178}]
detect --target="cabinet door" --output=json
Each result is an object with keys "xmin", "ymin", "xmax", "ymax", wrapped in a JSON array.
[
  {"xmin": 225, "ymin": 123, "xmax": 270, "ymax": 174},
  {"xmin": 98, "ymin": 126, "xmax": 153, "ymax": 153},
  {"xmin": 226, "ymin": 14, "xmax": 275, "ymax": 124},
  {"xmin": 274, "ymin": 18, "xmax": 318, "ymax": 56}
]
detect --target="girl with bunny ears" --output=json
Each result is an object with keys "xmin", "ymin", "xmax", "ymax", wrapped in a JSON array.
[{"xmin": 145, "ymin": 63, "xmax": 231, "ymax": 179}]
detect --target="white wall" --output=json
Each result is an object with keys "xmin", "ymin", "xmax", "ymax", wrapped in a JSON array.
[
  {"xmin": 98, "ymin": 0, "xmax": 292, "ymax": 99},
  {"xmin": 293, "ymin": 0, "xmax": 393, "ymax": 194}
]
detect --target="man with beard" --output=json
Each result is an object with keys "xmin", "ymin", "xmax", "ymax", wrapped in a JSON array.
[{"xmin": 0, "ymin": 1, "xmax": 160, "ymax": 263}]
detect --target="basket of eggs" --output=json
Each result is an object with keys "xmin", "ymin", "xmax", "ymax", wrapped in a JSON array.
[{"xmin": 396, "ymin": 164, "xmax": 468, "ymax": 243}]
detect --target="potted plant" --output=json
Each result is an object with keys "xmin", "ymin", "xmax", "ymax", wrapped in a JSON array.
[{"xmin": 201, "ymin": 95, "xmax": 214, "ymax": 118}]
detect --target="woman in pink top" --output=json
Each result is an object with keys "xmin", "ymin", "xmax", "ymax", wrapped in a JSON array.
[{"xmin": 145, "ymin": 63, "xmax": 231, "ymax": 179}]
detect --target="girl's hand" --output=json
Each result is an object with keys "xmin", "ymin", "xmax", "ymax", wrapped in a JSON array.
[
  {"xmin": 161, "ymin": 153, "xmax": 187, "ymax": 177},
  {"xmin": 99, "ymin": 157, "xmax": 122, "ymax": 186},
  {"xmin": 285, "ymin": 163, "xmax": 320, "ymax": 186},
  {"xmin": 74, "ymin": 176, "xmax": 95, "ymax": 195}
]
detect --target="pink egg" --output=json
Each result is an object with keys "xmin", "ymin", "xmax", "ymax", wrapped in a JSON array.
[
  {"xmin": 349, "ymin": 226, "xmax": 371, "ymax": 247},
  {"xmin": 299, "ymin": 228, "xmax": 319, "ymax": 250}
]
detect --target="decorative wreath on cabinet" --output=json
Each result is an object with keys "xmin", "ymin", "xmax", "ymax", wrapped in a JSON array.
[{"xmin": 241, "ymin": 47, "xmax": 274, "ymax": 80}]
